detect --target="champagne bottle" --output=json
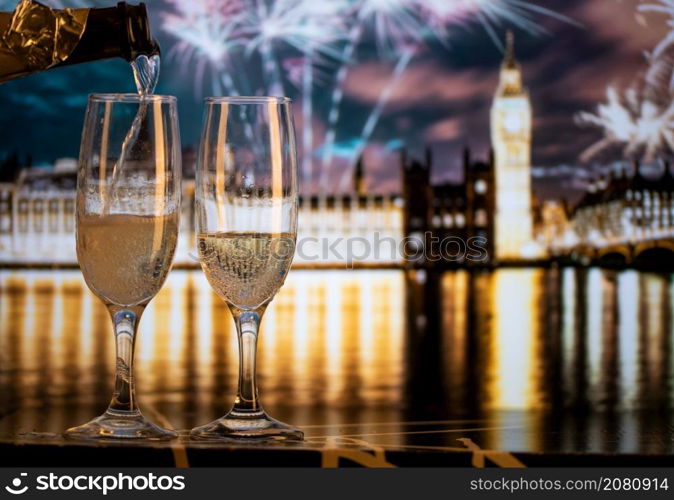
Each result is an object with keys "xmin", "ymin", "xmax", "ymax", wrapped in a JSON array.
[{"xmin": 0, "ymin": 0, "xmax": 159, "ymax": 84}]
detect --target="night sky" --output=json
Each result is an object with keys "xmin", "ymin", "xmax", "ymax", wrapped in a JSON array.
[{"xmin": 0, "ymin": 0, "xmax": 668, "ymax": 197}]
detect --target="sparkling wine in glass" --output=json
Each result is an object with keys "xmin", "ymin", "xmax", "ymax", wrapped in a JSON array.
[
  {"xmin": 191, "ymin": 96, "xmax": 302, "ymax": 441},
  {"xmin": 66, "ymin": 93, "xmax": 181, "ymax": 440}
]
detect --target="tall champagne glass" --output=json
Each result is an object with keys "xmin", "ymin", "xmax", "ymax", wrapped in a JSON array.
[
  {"xmin": 191, "ymin": 96, "xmax": 302, "ymax": 441},
  {"xmin": 66, "ymin": 94, "xmax": 181, "ymax": 440}
]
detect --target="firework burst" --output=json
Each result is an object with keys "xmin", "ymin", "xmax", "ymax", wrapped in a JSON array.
[
  {"xmin": 328, "ymin": 0, "xmax": 577, "ymax": 189},
  {"xmin": 236, "ymin": 0, "xmax": 347, "ymax": 95},
  {"xmin": 162, "ymin": 0, "xmax": 242, "ymax": 64},
  {"xmin": 161, "ymin": 0, "xmax": 244, "ymax": 96},
  {"xmin": 322, "ymin": 0, "xmax": 436, "ymax": 188},
  {"xmin": 356, "ymin": 0, "xmax": 433, "ymax": 55},
  {"xmin": 236, "ymin": 0, "xmax": 346, "ymax": 58},
  {"xmin": 161, "ymin": 0, "xmax": 574, "ymax": 193},
  {"xmin": 578, "ymin": 0, "xmax": 674, "ymax": 162},
  {"xmin": 576, "ymin": 85, "xmax": 674, "ymax": 162},
  {"xmin": 233, "ymin": 0, "xmax": 349, "ymax": 180},
  {"xmin": 424, "ymin": 0, "xmax": 577, "ymax": 48},
  {"xmin": 291, "ymin": 0, "xmax": 351, "ymax": 183}
]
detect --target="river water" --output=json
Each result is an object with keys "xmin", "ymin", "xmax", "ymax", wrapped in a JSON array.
[{"xmin": 0, "ymin": 267, "xmax": 672, "ymax": 437}]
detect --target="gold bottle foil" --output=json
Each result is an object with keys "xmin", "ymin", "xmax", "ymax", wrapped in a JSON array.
[{"xmin": 0, "ymin": 0, "xmax": 88, "ymax": 81}]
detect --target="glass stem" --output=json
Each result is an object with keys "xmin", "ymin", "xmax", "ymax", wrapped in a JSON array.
[
  {"xmin": 107, "ymin": 305, "xmax": 144, "ymax": 414},
  {"xmin": 230, "ymin": 305, "xmax": 266, "ymax": 415}
]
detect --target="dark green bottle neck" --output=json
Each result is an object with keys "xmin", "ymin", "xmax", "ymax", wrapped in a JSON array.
[{"xmin": 62, "ymin": 2, "xmax": 159, "ymax": 67}]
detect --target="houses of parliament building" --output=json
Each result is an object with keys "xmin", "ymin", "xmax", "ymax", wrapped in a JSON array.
[{"xmin": 0, "ymin": 33, "xmax": 538, "ymax": 267}]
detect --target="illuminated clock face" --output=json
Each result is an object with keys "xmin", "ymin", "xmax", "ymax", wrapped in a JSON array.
[
  {"xmin": 503, "ymin": 113, "xmax": 522, "ymax": 133},
  {"xmin": 475, "ymin": 179, "xmax": 487, "ymax": 194},
  {"xmin": 504, "ymin": 73, "xmax": 518, "ymax": 86}
]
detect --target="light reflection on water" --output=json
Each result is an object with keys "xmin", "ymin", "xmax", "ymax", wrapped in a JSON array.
[
  {"xmin": 0, "ymin": 267, "xmax": 673, "ymax": 432},
  {"xmin": 0, "ymin": 269, "xmax": 406, "ymax": 428},
  {"xmin": 435, "ymin": 267, "xmax": 673, "ymax": 414}
]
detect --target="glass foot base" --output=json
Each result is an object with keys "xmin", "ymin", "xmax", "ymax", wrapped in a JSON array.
[
  {"xmin": 64, "ymin": 409, "xmax": 177, "ymax": 441},
  {"xmin": 190, "ymin": 410, "xmax": 303, "ymax": 442}
]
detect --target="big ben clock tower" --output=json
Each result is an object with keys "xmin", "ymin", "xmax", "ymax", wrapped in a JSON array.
[{"xmin": 491, "ymin": 31, "xmax": 534, "ymax": 260}]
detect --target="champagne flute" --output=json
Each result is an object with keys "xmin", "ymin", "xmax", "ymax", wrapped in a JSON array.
[
  {"xmin": 191, "ymin": 96, "xmax": 302, "ymax": 441},
  {"xmin": 66, "ymin": 94, "xmax": 181, "ymax": 440}
]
